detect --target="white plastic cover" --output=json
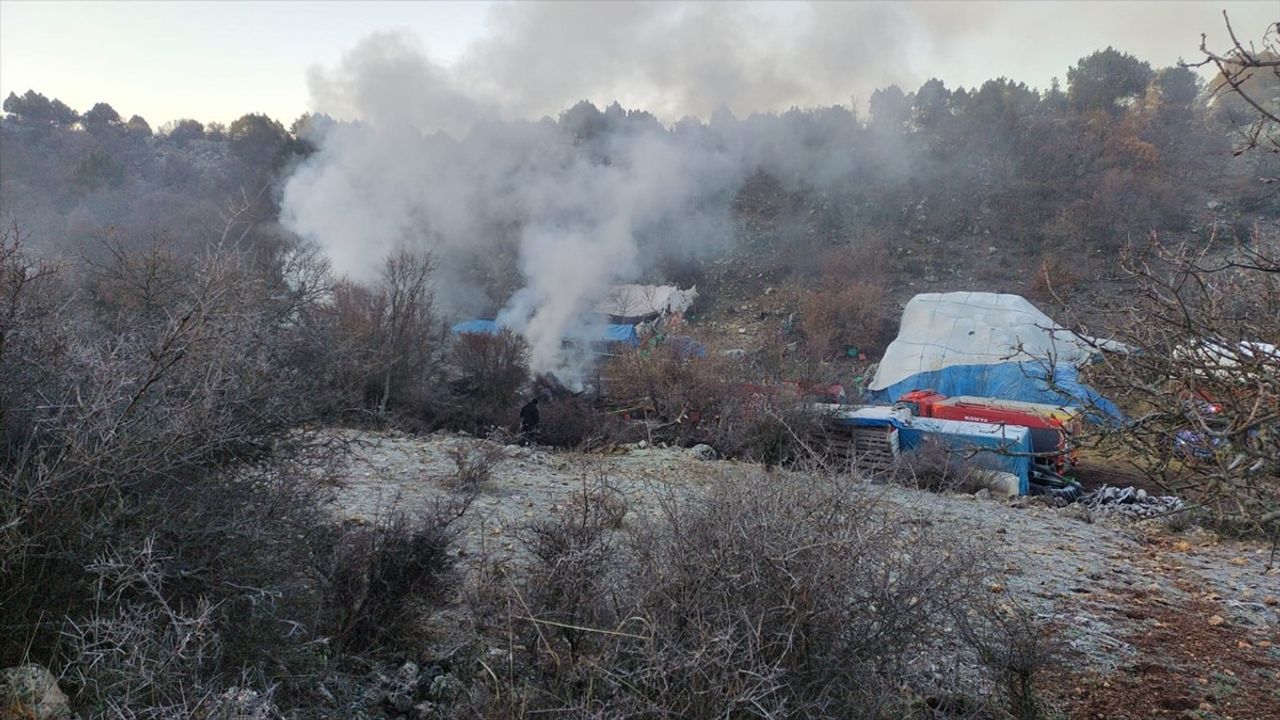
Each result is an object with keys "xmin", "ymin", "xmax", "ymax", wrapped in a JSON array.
[
  {"xmin": 869, "ymin": 292, "xmax": 1103, "ymax": 391},
  {"xmin": 597, "ymin": 284, "xmax": 697, "ymax": 319}
]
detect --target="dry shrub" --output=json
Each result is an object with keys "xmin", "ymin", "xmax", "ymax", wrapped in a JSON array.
[
  {"xmin": 61, "ymin": 539, "xmax": 280, "ymax": 720},
  {"xmin": 561, "ymin": 475, "xmax": 629, "ymax": 530},
  {"xmin": 797, "ymin": 280, "xmax": 890, "ymax": 360},
  {"xmin": 710, "ymin": 393, "xmax": 829, "ymax": 468},
  {"xmin": 0, "ymin": 232, "xmax": 469, "ymax": 716},
  {"xmin": 475, "ymin": 471, "xmax": 995, "ymax": 718},
  {"xmin": 328, "ymin": 249, "xmax": 441, "ymax": 416},
  {"xmin": 957, "ymin": 602, "xmax": 1062, "ymax": 720},
  {"xmin": 444, "ymin": 330, "xmax": 530, "ymax": 432},
  {"xmin": 1027, "ymin": 252, "xmax": 1079, "ymax": 305},
  {"xmin": 895, "ymin": 439, "xmax": 1002, "ymax": 494},
  {"xmin": 534, "ymin": 396, "xmax": 635, "ymax": 450},
  {"xmin": 507, "ymin": 475, "xmax": 628, "ymax": 669},
  {"xmin": 820, "ymin": 234, "xmax": 893, "ymax": 283},
  {"xmin": 317, "ymin": 500, "xmax": 468, "ymax": 653},
  {"xmin": 1, "ymin": 238, "xmax": 340, "ymax": 669},
  {"xmin": 444, "ymin": 439, "xmax": 507, "ymax": 490},
  {"xmin": 603, "ymin": 344, "xmax": 735, "ymax": 444},
  {"xmin": 605, "ymin": 343, "xmax": 830, "ymax": 464}
]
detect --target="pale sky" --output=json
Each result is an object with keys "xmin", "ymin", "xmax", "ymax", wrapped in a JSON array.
[{"xmin": 1, "ymin": 1, "xmax": 1276, "ymax": 128}]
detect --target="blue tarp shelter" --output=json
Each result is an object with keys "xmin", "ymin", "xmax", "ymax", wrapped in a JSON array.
[{"xmin": 451, "ymin": 319, "xmax": 504, "ymax": 336}]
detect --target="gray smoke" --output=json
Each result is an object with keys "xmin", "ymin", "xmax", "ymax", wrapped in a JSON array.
[
  {"xmin": 277, "ymin": 4, "xmax": 925, "ymax": 381},
  {"xmin": 453, "ymin": 2, "xmax": 914, "ymax": 120},
  {"xmin": 278, "ymin": 0, "xmax": 1260, "ymax": 381}
]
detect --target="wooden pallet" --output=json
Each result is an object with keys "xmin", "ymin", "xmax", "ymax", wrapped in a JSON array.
[{"xmin": 820, "ymin": 424, "xmax": 900, "ymax": 472}]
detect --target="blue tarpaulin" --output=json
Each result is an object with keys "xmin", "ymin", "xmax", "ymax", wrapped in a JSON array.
[
  {"xmin": 865, "ymin": 361, "xmax": 1123, "ymax": 421},
  {"xmin": 451, "ymin": 319, "xmax": 639, "ymax": 348},
  {"xmin": 591, "ymin": 324, "xmax": 640, "ymax": 347},
  {"xmin": 898, "ymin": 418, "xmax": 1032, "ymax": 494},
  {"xmin": 451, "ymin": 319, "xmax": 503, "ymax": 336}
]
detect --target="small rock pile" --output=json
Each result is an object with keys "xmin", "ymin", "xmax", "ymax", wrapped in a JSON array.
[{"xmin": 1083, "ymin": 485, "xmax": 1184, "ymax": 519}]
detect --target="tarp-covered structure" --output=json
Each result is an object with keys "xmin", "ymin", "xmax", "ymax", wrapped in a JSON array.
[
  {"xmin": 596, "ymin": 285, "xmax": 698, "ymax": 323},
  {"xmin": 867, "ymin": 292, "xmax": 1122, "ymax": 420},
  {"xmin": 451, "ymin": 319, "xmax": 640, "ymax": 348}
]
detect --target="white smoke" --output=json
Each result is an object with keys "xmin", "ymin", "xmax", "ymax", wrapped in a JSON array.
[
  {"xmin": 278, "ymin": 5, "xmax": 925, "ymax": 381},
  {"xmin": 280, "ymin": 33, "xmax": 750, "ymax": 380}
]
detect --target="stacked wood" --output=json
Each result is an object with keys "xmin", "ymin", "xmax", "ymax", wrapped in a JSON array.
[{"xmin": 820, "ymin": 422, "xmax": 899, "ymax": 472}]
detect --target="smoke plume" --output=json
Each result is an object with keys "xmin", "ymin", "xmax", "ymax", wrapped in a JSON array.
[{"xmin": 278, "ymin": 4, "xmax": 922, "ymax": 380}]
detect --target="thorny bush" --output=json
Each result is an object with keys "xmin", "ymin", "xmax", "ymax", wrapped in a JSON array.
[
  {"xmin": 471, "ymin": 470, "xmax": 1002, "ymax": 718},
  {"xmin": 603, "ymin": 343, "xmax": 734, "ymax": 446},
  {"xmin": 0, "ymin": 227, "xmax": 466, "ymax": 716},
  {"xmin": 895, "ymin": 438, "xmax": 1009, "ymax": 495},
  {"xmin": 797, "ymin": 280, "xmax": 891, "ymax": 360},
  {"xmin": 317, "ymin": 499, "xmax": 469, "ymax": 653}
]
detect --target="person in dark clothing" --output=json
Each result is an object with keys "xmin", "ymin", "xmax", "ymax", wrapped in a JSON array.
[{"xmin": 519, "ymin": 396, "xmax": 540, "ymax": 446}]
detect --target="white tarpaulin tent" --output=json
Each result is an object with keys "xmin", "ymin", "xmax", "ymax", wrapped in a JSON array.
[
  {"xmin": 869, "ymin": 292, "xmax": 1100, "ymax": 391},
  {"xmin": 866, "ymin": 292, "xmax": 1124, "ymax": 418},
  {"xmin": 596, "ymin": 284, "xmax": 697, "ymax": 321}
]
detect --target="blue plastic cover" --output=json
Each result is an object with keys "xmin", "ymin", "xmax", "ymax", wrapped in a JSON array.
[
  {"xmin": 865, "ymin": 361, "xmax": 1123, "ymax": 422},
  {"xmin": 451, "ymin": 319, "xmax": 502, "ymax": 335},
  {"xmin": 451, "ymin": 319, "xmax": 639, "ymax": 348},
  {"xmin": 667, "ymin": 335, "xmax": 708, "ymax": 359},
  {"xmin": 589, "ymin": 324, "xmax": 640, "ymax": 347},
  {"xmin": 897, "ymin": 418, "xmax": 1032, "ymax": 494}
]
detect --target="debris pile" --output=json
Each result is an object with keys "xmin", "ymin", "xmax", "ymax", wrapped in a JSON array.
[{"xmin": 1083, "ymin": 485, "xmax": 1184, "ymax": 519}]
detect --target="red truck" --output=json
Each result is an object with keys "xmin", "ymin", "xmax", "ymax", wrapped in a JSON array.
[{"xmin": 896, "ymin": 390, "xmax": 1082, "ymax": 473}]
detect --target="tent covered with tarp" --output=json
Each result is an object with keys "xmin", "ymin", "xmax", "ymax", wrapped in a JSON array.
[
  {"xmin": 866, "ymin": 292, "xmax": 1122, "ymax": 420},
  {"xmin": 595, "ymin": 284, "xmax": 698, "ymax": 323},
  {"xmin": 450, "ymin": 319, "xmax": 640, "ymax": 348}
]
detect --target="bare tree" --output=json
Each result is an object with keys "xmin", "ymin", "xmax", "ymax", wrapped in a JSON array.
[
  {"xmin": 330, "ymin": 249, "xmax": 440, "ymax": 414},
  {"xmin": 1184, "ymin": 12, "xmax": 1280, "ymax": 155},
  {"xmin": 1066, "ymin": 231, "xmax": 1279, "ymax": 537}
]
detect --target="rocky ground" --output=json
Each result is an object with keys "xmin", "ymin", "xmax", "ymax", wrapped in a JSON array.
[{"xmin": 329, "ymin": 429, "xmax": 1279, "ymax": 720}]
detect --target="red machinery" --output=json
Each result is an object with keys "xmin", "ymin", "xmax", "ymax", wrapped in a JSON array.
[{"xmin": 897, "ymin": 390, "xmax": 1081, "ymax": 472}]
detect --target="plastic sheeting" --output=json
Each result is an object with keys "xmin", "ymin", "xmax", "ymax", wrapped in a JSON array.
[
  {"xmin": 868, "ymin": 292, "xmax": 1121, "ymax": 419},
  {"xmin": 591, "ymin": 324, "xmax": 641, "ymax": 347},
  {"xmin": 451, "ymin": 319, "xmax": 504, "ymax": 336},
  {"xmin": 596, "ymin": 284, "xmax": 698, "ymax": 321},
  {"xmin": 451, "ymin": 319, "xmax": 640, "ymax": 348},
  {"xmin": 868, "ymin": 362, "xmax": 1123, "ymax": 420},
  {"xmin": 900, "ymin": 418, "xmax": 1032, "ymax": 495}
]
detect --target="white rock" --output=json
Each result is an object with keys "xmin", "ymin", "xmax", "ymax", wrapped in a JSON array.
[
  {"xmin": 0, "ymin": 665, "xmax": 70, "ymax": 720},
  {"xmin": 688, "ymin": 444, "xmax": 717, "ymax": 461}
]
